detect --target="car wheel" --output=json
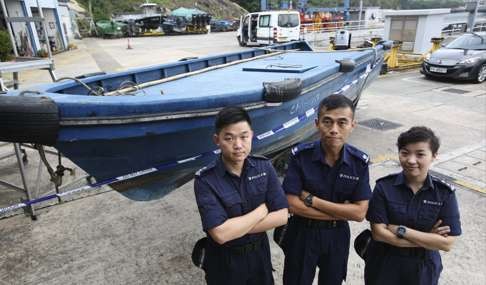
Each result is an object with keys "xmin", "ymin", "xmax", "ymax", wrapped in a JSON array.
[
  {"xmin": 237, "ymin": 36, "xmax": 245, "ymax": 47},
  {"xmin": 476, "ymin": 63, "xmax": 486, "ymax": 83}
]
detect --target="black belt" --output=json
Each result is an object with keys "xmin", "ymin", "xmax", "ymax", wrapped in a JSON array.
[
  {"xmin": 228, "ymin": 238, "xmax": 263, "ymax": 255},
  {"xmin": 293, "ymin": 216, "xmax": 346, "ymax": 229},
  {"xmin": 385, "ymin": 245, "xmax": 426, "ymax": 258}
]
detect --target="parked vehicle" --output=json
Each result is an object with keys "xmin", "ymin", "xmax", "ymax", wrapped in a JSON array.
[
  {"xmin": 237, "ymin": 10, "xmax": 300, "ymax": 46},
  {"xmin": 210, "ymin": 19, "xmax": 234, "ymax": 32},
  {"xmin": 96, "ymin": 20, "xmax": 126, "ymax": 38},
  {"xmin": 422, "ymin": 32, "xmax": 486, "ymax": 83}
]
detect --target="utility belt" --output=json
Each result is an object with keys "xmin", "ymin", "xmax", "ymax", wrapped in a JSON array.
[
  {"xmin": 192, "ymin": 236, "xmax": 265, "ymax": 270},
  {"xmin": 383, "ymin": 244, "xmax": 427, "ymax": 258},
  {"xmin": 293, "ymin": 216, "xmax": 347, "ymax": 229},
  {"xmin": 225, "ymin": 237, "xmax": 263, "ymax": 255}
]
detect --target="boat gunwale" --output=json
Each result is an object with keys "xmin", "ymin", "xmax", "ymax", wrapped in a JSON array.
[
  {"xmin": 41, "ymin": 42, "xmax": 314, "ymax": 95},
  {"xmin": 59, "ymin": 71, "xmax": 348, "ymax": 126}
]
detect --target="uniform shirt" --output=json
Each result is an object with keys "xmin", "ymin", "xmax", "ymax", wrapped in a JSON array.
[
  {"xmin": 366, "ymin": 172, "xmax": 462, "ymax": 235},
  {"xmin": 283, "ymin": 141, "xmax": 372, "ymax": 204},
  {"xmin": 194, "ymin": 155, "xmax": 288, "ymax": 246}
]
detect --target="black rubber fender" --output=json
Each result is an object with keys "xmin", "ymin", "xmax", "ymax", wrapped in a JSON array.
[
  {"xmin": 335, "ymin": 59, "xmax": 356, "ymax": 73},
  {"xmin": 0, "ymin": 95, "xmax": 59, "ymax": 146},
  {"xmin": 263, "ymin": 78, "xmax": 303, "ymax": 103}
]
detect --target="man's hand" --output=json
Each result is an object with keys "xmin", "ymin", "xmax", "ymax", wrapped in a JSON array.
[
  {"xmin": 430, "ymin": 219, "xmax": 450, "ymax": 237},
  {"xmin": 256, "ymin": 203, "xmax": 269, "ymax": 219}
]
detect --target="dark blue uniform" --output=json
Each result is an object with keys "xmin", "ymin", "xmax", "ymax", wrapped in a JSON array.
[
  {"xmin": 365, "ymin": 172, "xmax": 462, "ymax": 285},
  {"xmin": 282, "ymin": 141, "xmax": 372, "ymax": 285},
  {"xmin": 194, "ymin": 155, "xmax": 288, "ymax": 285}
]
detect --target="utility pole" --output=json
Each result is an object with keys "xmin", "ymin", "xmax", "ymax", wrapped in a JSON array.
[
  {"xmin": 465, "ymin": 0, "xmax": 479, "ymax": 32},
  {"xmin": 358, "ymin": 0, "xmax": 363, "ymax": 29}
]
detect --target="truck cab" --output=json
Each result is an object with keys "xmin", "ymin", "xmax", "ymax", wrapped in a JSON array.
[{"xmin": 237, "ymin": 10, "xmax": 301, "ymax": 46}]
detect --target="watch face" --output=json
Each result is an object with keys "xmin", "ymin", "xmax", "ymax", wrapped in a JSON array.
[
  {"xmin": 397, "ymin": 226, "xmax": 406, "ymax": 238},
  {"xmin": 304, "ymin": 195, "xmax": 312, "ymax": 206}
]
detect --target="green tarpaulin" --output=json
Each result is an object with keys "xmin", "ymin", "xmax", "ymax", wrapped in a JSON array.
[{"xmin": 170, "ymin": 7, "xmax": 207, "ymax": 20}]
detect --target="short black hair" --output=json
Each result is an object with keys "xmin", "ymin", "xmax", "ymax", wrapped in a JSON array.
[
  {"xmin": 214, "ymin": 106, "xmax": 252, "ymax": 134},
  {"xmin": 318, "ymin": 94, "xmax": 355, "ymax": 118},
  {"xmin": 397, "ymin": 126, "xmax": 440, "ymax": 155}
]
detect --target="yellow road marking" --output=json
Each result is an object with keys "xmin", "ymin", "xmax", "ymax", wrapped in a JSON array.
[
  {"xmin": 454, "ymin": 179, "xmax": 486, "ymax": 194},
  {"xmin": 371, "ymin": 153, "xmax": 398, "ymax": 164}
]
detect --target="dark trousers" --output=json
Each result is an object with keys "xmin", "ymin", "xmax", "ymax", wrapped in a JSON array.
[
  {"xmin": 204, "ymin": 236, "xmax": 274, "ymax": 285},
  {"xmin": 282, "ymin": 217, "xmax": 350, "ymax": 285},
  {"xmin": 364, "ymin": 242, "xmax": 442, "ymax": 285}
]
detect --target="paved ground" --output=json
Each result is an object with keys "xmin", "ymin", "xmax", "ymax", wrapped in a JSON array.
[{"xmin": 0, "ymin": 32, "xmax": 485, "ymax": 285}]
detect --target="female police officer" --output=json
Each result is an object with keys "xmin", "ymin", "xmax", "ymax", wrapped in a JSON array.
[
  {"xmin": 365, "ymin": 126, "xmax": 462, "ymax": 285},
  {"xmin": 194, "ymin": 106, "xmax": 289, "ymax": 285}
]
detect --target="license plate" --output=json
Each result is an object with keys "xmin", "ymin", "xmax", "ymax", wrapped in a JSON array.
[{"xmin": 430, "ymin": 66, "xmax": 447, "ymax": 73}]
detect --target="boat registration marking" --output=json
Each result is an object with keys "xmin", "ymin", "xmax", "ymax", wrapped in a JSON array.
[
  {"xmin": 430, "ymin": 67, "xmax": 447, "ymax": 73},
  {"xmin": 283, "ymin": 117, "xmax": 300, "ymax": 129},
  {"xmin": 257, "ymin": 130, "xmax": 275, "ymax": 140},
  {"xmin": 305, "ymin": 108, "xmax": 315, "ymax": 117}
]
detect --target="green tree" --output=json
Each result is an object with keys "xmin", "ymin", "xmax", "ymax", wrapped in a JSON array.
[{"xmin": 0, "ymin": 30, "xmax": 13, "ymax": 61}]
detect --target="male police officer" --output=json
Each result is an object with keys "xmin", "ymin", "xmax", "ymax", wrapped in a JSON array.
[
  {"xmin": 194, "ymin": 106, "xmax": 289, "ymax": 285},
  {"xmin": 282, "ymin": 95, "xmax": 372, "ymax": 285}
]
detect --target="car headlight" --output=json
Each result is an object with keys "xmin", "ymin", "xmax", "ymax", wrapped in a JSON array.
[
  {"xmin": 424, "ymin": 53, "xmax": 431, "ymax": 61},
  {"xmin": 458, "ymin": 57, "xmax": 480, "ymax": 65}
]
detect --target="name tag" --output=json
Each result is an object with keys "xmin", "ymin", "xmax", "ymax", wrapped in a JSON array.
[
  {"xmin": 339, "ymin": 173, "xmax": 359, "ymax": 181},
  {"xmin": 423, "ymin": 200, "xmax": 443, "ymax": 206},
  {"xmin": 248, "ymin": 172, "xmax": 267, "ymax": 181}
]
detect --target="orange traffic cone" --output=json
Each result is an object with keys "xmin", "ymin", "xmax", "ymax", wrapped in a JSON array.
[{"xmin": 127, "ymin": 38, "xmax": 133, "ymax": 49}]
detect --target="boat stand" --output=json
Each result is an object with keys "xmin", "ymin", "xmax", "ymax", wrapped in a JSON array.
[{"xmin": 0, "ymin": 58, "xmax": 57, "ymax": 220}]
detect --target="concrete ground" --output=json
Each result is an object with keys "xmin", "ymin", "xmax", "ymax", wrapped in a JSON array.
[{"xmin": 0, "ymin": 32, "xmax": 485, "ymax": 285}]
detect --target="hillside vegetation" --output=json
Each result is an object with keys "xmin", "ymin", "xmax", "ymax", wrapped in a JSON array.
[
  {"xmin": 235, "ymin": 0, "xmax": 465, "ymax": 12},
  {"xmin": 78, "ymin": 0, "xmax": 248, "ymax": 21},
  {"xmin": 79, "ymin": 0, "xmax": 466, "ymax": 21}
]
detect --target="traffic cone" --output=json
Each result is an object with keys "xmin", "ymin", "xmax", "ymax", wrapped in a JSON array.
[{"xmin": 127, "ymin": 38, "xmax": 133, "ymax": 49}]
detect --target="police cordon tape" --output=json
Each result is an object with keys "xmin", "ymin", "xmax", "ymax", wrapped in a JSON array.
[{"xmin": 0, "ymin": 66, "xmax": 374, "ymax": 216}]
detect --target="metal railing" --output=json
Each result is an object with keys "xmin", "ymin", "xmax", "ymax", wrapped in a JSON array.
[{"xmin": 300, "ymin": 20, "xmax": 385, "ymax": 49}]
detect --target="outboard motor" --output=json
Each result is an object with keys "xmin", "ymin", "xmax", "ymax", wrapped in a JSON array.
[{"xmin": 335, "ymin": 30, "xmax": 352, "ymax": 50}]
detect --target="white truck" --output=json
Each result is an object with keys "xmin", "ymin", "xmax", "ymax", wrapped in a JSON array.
[{"xmin": 237, "ymin": 10, "xmax": 301, "ymax": 46}]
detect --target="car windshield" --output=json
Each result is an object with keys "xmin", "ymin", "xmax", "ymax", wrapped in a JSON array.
[
  {"xmin": 445, "ymin": 34, "xmax": 486, "ymax": 50},
  {"xmin": 278, "ymin": 14, "xmax": 299, "ymax": 28}
]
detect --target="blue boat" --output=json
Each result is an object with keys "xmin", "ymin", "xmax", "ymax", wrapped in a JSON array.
[{"xmin": 0, "ymin": 41, "xmax": 389, "ymax": 200}]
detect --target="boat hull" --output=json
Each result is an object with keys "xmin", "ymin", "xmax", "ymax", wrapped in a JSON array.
[{"xmin": 0, "ymin": 41, "xmax": 388, "ymax": 199}]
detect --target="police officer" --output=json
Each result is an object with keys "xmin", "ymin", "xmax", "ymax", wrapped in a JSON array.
[
  {"xmin": 365, "ymin": 126, "xmax": 461, "ymax": 285},
  {"xmin": 194, "ymin": 106, "xmax": 289, "ymax": 285},
  {"xmin": 282, "ymin": 95, "xmax": 372, "ymax": 285}
]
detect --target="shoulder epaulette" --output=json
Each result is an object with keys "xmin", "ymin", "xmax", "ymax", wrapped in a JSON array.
[
  {"xmin": 346, "ymin": 145, "xmax": 370, "ymax": 164},
  {"xmin": 249, "ymin": 154, "xmax": 269, "ymax": 160},
  {"xmin": 431, "ymin": 176, "xmax": 455, "ymax": 192},
  {"xmin": 376, "ymin": 172, "xmax": 399, "ymax": 183},
  {"xmin": 195, "ymin": 162, "xmax": 216, "ymax": 177},
  {"xmin": 291, "ymin": 142, "xmax": 314, "ymax": 156}
]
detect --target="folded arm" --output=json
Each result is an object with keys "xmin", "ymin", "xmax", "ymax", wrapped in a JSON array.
[
  {"xmin": 208, "ymin": 203, "xmax": 268, "ymax": 245},
  {"xmin": 301, "ymin": 190, "xmax": 368, "ymax": 222},
  {"xmin": 249, "ymin": 208, "xmax": 288, "ymax": 233},
  {"xmin": 387, "ymin": 223, "xmax": 456, "ymax": 252},
  {"xmin": 371, "ymin": 223, "xmax": 419, "ymax": 247},
  {"xmin": 287, "ymin": 194, "xmax": 337, "ymax": 220}
]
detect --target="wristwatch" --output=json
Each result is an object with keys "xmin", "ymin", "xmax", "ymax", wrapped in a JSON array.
[
  {"xmin": 303, "ymin": 194, "xmax": 313, "ymax": 207},
  {"xmin": 396, "ymin": 225, "xmax": 406, "ymax": 239}
]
